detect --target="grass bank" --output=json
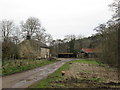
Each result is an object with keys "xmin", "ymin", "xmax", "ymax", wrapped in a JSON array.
[
  {"xmin": 2, "ymin": 59, "xmax": 58, "ymax": 76},
  {"xmin": 30, "ymin": 59, "xmax": 119, "ymax": 88},
  {"xmin": 30, "ymin": 60, "xmax": 70, "ymax": 88}
]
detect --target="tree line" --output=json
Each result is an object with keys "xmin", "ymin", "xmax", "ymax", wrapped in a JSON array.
[
  {"xmin": 94, "ymin": 0, "xmax": 119, "ymax": 67},
  {"xmin": 50, "ymin": 0, "xmax": 119, "ymax": 67},
  {"xmin": 49, "ymin": 34, "xmax": 96, "ymax": 56}
]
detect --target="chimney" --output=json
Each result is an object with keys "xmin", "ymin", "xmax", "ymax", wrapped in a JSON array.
[{"xmin": 26, "ymin": 31, "xmax": 31, "ymax": 40}]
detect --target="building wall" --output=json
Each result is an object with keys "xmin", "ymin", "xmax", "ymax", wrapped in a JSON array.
[
  {"xmin": 19, "ymin": 41, "xmax": 37, "ymax": 59},
  {"xmin": 40, "ymin": 48, "xmax": 50, "ymax": 58},
  {"xmin": 78, "ymin": 53, "xmax": 96, "ymax": 58},
  {"xmin": 19, "ymin": 40, "xmax": 50, "ymax": 59}
]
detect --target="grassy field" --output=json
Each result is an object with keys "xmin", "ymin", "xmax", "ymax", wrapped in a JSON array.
[
  {"xmin": 30, "ymin": 59, "xmax": 119, "ymax": 88},
  {"xmin": 2, "ymin": 59, "xmax": 58, "ymax": 76}
]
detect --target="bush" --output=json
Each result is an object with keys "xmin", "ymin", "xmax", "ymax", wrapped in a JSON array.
[{"xmin": 2, "ymin": 41, "xmax": 20, "ymax": 60}]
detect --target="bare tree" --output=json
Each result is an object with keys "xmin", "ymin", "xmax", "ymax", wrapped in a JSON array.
[
  {"xmin": 109, "ymin": 0, "xmax": 120, "ymax": 22},
  {"xmin": 64, "ymin": 34, "xmax": 76, "ymax": 53},
  {"xmin": 64, "ymin": 34, "xmax": 76, "ymax": 42},
  {"xmin": 94, "ymin": 24, "xmax": 106, "ymax": 34},
  {"xmin": 21, "ymin": 17, "xmax": 41, "ymax": 37},
  {"xmin": 11, "ymin": 27, "xmax": 22, "ymax": 44},
  {"xmin": 0, "ymin": 20, "xmax": 15, "ymax": 42},
  {"xmin": 76, "ymin": 34, "xmax": 84, "ymax": 39},
  {"xmin": 33, "ymin": 27, "xmax": 53, "ymax": 44},
  {"xmin": 0, "ymin": 20, "xmax": 20, "ymax": 60},
  {"xmin": 45, "ymin": 34, "xmax": 53, "ymax": 45}
]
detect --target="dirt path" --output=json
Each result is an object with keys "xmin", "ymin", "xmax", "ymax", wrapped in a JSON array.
[{"xmin": 2, "ymin": 58, "xmax": 76, "ymax": 88}]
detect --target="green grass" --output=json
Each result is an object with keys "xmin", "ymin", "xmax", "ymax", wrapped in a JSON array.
[
  {"xmin": 30, "ymin": 59, "xmax": 104, "ymax": 88},
  {"xmin": 2, "ymin": 59, "xmax": 58, "ymax": 76},
  {"xmin": 68, "ymin": 59, "xmax": 103, "ymax": 65},
  {"xmin": 30, "ymin": 61, "xmax": 70, "ymax": 88}
]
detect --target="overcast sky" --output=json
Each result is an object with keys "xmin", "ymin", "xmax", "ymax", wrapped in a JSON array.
[{"xmin": 0, "ymin": 0, "xmax": 113, "ymax": 39}]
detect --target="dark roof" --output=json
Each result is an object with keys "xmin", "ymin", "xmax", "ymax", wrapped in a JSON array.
[
  {"xmin": 81, "ymin": 48, "xmax": 95, "ymax": 53},
  {"xmin": 30, "ymin": 40, "xmax": 48, "ymax": 48},
  {"xmin": 19, "ymin": 39, "xmax": 49, "ymax": 48}
]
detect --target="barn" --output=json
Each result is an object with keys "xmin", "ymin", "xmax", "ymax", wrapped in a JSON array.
[
  {"xmin": 58, "ymin": 53, "xmax": 77, "ymax": 58},
  {"xmin": 79, "ymin": 48, "xmax": 96, "ymax": 58}
]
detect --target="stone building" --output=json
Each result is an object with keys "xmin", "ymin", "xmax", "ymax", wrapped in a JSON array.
[{"xmin": 19, "ymin": 39, "xmax": 50, "ymax": 59}]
